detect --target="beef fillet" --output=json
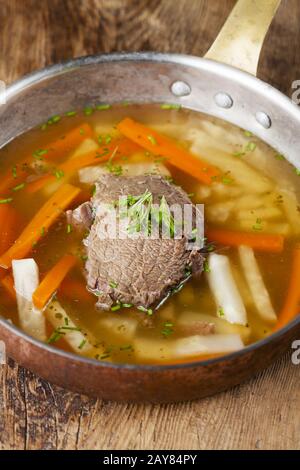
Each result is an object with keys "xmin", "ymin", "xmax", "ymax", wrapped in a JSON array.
[{"xmin": 72, "ymin": 174, "xmax": 204, "ymax": 310}]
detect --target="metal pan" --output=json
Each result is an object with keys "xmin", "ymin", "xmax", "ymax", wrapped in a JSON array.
[{"xmin": 0, "ymin": 0, "xmax": 299, "ymax": 402}]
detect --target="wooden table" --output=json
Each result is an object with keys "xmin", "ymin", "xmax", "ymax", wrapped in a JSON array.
[{"xmin": 0, "ymin": 0, "xmax": 300, "ymax": 450}]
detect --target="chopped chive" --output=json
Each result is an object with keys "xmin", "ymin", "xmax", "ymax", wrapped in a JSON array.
[
  {"xmin": 244, "ymin": 130, "xmax": 253, "ymax": 137},
  {"xmin": 65, "ymin": 110, "xmax": 77, "ymax": 117},
  {"xmin": 84, "ymin": 106, "xmax": 94, "ymax": 116},
  {"xmin": 137, "ymin": 306, "xmax": 153, "ymax": 315},
  {"xmin": 160, "ymin": 103, "xmax": 181, "ymax": 110},
  {"xmin": 203, "ymin": 259, "xmax": 211, "ymax": 273},
  {"xmin": 79, "ymin": 128, "xmax": 85, "ymax": 135},
  {"xmin": 97, "ymin": 135, "xmax": 103, "ymax": 145},
  {"xmin": 100, "ymin": 353, "xmax": 111, "ymax": 360},
  {"xmin": 64, "ymin": 317, "xmax": 69, "ymax": 326},
  {"xmin": 245, "ymin": 141, "xmax": 256, "ymax": 152},
  {"xmin": 66, "ymin": 223, "xmax": 73, "ymax": 234},
  {"xmin": 120, "ymin": 345, "xmax": 133, "ymax": 351},
  {"xmin": 295, "ymin": 168, "xmax": 300, "ymax": 176},
  {"xmin": 252, "ymin": 218, "xmax": 263, "ymax": 231},
  {"xmin": 41, "ymin": 226, "xmax": 46, "ymax": 236},
  {"xmin": 122, "ymin": 303, "xmax": 133, "ymax": 308},
  {"xmin": 78, "ymin": 339, "xmax": 86, "ymax": 350},
  {"xmin": 12, "ymin": 166, "xmax": 17, "ymax": 178},
  {"xmin": 33, "ymin": 148, "xmax": 48, "ymax": 159},
  {"xmin": 109, "ymin": 280, "xmax": 118, "ymax": 289},
  {"xmin": 218, "ymin": 307, "xmax": 225, "ymax": 317},
  {"xmin": 105, "ymin": 134, "xmax": 112, "ymax": 144},
  {"xmin": 96, "ymin": 104, "xmax": 111, "ymax": 111},
  {"xmin": 80, "ymin": 254, "xmax": 88, "ymax": 261},
  {"xmin": 275, "ymin": 153, "xmax": 285, "ymax": 160},
  {"xmin": 51, "ymin": 115, "xmax": 61, "ymax": 123},
  {"xmin": 222, "ymin": 176, "xmax": 233, "ymax": 185},
  {"xmin": 54, "ymin": 169, "xmax": 65, "ymax": 179},
  {"xmin": 147, "ymin": 134, "xmax": 157, "ymax": 146},
  {"xmin": 41, "ymin": 123, "xmax": 48, "ymax": 131},
  {"xmin": 233, "ymin": 151, "xmax": 246, "ymax": 158},
  {"xmin": 0, "ymin": 198, "xmax": 13, "ymax": 204},
  {"xmin": 12, "ymin": 183, "xmax": 25, "ymax": 192},
  {"xmin": 111, "ymin": 304, "xmax": 121, "ymax": 312}
]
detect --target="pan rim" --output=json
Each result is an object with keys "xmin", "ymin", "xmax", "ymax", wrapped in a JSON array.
[{"xmin": 1, "ymin": 51, "xmax": 300, "ymax": 372}]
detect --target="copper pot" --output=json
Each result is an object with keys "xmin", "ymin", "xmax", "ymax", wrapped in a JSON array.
[{"xmin": 0, "ymin": 0, "xmax": 299, "ymax": 402}]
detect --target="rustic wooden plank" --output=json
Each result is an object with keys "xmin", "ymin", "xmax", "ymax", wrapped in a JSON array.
[{"xmin": 0, "ymin": 0, "xmax": 300, "ymax": 450}]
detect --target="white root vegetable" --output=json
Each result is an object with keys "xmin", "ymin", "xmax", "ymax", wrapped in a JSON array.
[
  {"xmin": 279, "ymin": 187, "xmax": 300, "ymax": 235},
  {"xmin": 206, "ymin": 200, "xmax": 235, "ymax": 223},
  {"xmin": 238, "ymin": 245, "xmax": 277, "ymax": 323},
  {"xmin": 12, "ymin": 259, "xmax": 46, "ymax": 341},
  {"xmin": 206, "ymin": 253, "xmax": 247, "ymax": 325},
  {"xmin": 134, "ymin": 334, "xmax": 244, "ymax": 362},
  {"xmin": 134, "ymin": 337, "xmax": 173, "ymax": 362},
  {"xmin": 235, "ymin": 206, "xmax": 283, "ymax": 222},
  {"xmin": 98, "ymin": 316, "xmax": 137, "ymax": 341},
  {"xmin": 177, "ymin": 312, "xmax": 251, "ymax": 342},
  {"xmin": 71, "ymin": 138, "xmax": 99, "ymax": 158},
  {"xmin": 79, "ymin": 161, "xmax": 170, "ymax": 184},
  {"xmin": 173, "ymin": 334, "xmax": 244, "ymax": 357},
  {"xmin": 45, "ymin": 300, "xmax": 103, "ymax": 357},
  {"xmin": 238, "ymin": 219, "xmax": 291, "ymax": 236},
  {"xmin": 188, "ymin": 129, "xmax": 273, "ymax": 193}
]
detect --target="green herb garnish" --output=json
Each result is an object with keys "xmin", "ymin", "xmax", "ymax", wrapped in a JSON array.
[
  {"xmin": 203, "ymin": 259, "xmax": 211, "ymax": 273},
  {"xmin": 65, "ymin": 110, "xmax": 77, "ymax": 117},
  {"xmin": 147, "ymin": 134, "xmax": 157, "ymax": 145},
  {"xmin": 12, "ymin": 183, "xmax": 25, "ymax": 192},
  {"xmin": 0, "ymin": 198, "xmax": 13, "ymax": 204},
  {"xmin": 111, "ymin": 304, "xmax": 121, "ymax": 312},
  {"xmin": 109, "ymin": 281, "xmax": 118, "ymax": 289},
  {"xmin": 160, "ymin": 103, "xmax": 181, "ymax": 110},
  {"xmin": 33, "ymin": 148, "xmax": 48, "ymax": 159},
  {"xmin": 218, "ymin": 307, "xmax": 225, "ymax": 317},
  {"xmin": 84, "ymin": 106, "xmax": 94, "ymax": 116},
  {"xmin": 78, "ymin": 339, "xmax": 87, "ymax": 350},
  {"xmin": 67, "ymin": 223, "xmax": 73, "ymax": 234},
  {"xmin": 96, "ymin": 104, "xmax": 111, "ymax": 111}
]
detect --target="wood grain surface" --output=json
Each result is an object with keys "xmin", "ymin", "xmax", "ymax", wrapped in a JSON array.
[{"xmin": 0, "ymin": 0, "xmax": 300, "ymax": 450}]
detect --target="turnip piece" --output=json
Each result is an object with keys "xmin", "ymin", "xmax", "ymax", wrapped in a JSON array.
[
  {"xmin": 206, "ymin": 253, "xmax": 247, "ymax": 325},
  {"xmin": 173, "ymin": 334, "xmax": 244, "ymax": 357},
  {"xmin": 12, "ymin": 259, "xmax": 46, "ymax": 341},
  {"xmin": 238, "ymin": 245, "xmax": 277, "ymax": 323},
  {"xmin": 45, "ymin": 300, "xmax": 103, "ymax": 357},
  {"xmin": 178, "ymin": 312, "xmax": 251, "ymax": 342},
  {"xmin": 98, "ymin": 316, "xmax": 137, "ymax": 341}
]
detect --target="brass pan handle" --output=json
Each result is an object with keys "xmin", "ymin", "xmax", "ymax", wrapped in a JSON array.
[{"xmin": 205, "ymin": 0, "xmax": 281, "ymax": 76}]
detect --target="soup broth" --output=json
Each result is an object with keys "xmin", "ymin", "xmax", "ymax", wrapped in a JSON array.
[{"xmin": 0, "ymin": 104, "xmax": 299, "ymax": 364}]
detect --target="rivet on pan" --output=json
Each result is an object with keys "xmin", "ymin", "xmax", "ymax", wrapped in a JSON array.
[
  {"xmin": 171, "ymin": 81, "xmax": 191, "ymax": 97},
  {"xmin": 214, "ymin": 92, "xmax": 233, "ymax": 109},
  {"xmin": 255, "ymin": 111, "xmax": 272, "ymax": 129}
]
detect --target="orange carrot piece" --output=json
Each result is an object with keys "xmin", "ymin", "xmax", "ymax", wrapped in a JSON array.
[
  {"xmin": 274, "ymin": 246, "xmax": 300, "ymax": 331},
  {"xmin": 0, "ymin": 183, "xmax": 81, "ymax": 269},
  {"xmin": 206, "ymin": 227, "xmax": 284, "ymax": 253},
  {"xmin": 117, "ymin": 117, "xmax": 221, "ymax": 184},
  {"xmin": 0, "ymin": 274, "xmax": 16, "ymax": 301},
  {"xmin": 59, "ymin": 278, "xmax": 95, "ymax": 303},
  {"xmin": 33, "ymin": 254, "xmax": 77, "ymax": 310},
  {"xmin": 0, "ymin": 123, "xmax": 92, "ymax": 195},
  {"xmin": 26, "ymin": 137, "xmax": 140, "ymax": 194}
]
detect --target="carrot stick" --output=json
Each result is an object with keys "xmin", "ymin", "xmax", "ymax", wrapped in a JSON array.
[
  {"xmin": 26, "ymin": 137, "xmax": 140, "ymax": 194},
  {"xmin": 33, "ymin": 254, "xmax": 77, "ymax": 310},
  {"xmin": 0, "ymin": 274, "xmax": 16, "ymax": 301},
  {"xmin": 206, "ymin": 227, "xmax": 284, "ymax": 253},
  {"xmin": 0, "ymin": 205, "xmax": 22, "ymax": 278},
  {"xmin": 58, "ymin": 278, "xmax": 95, "ymax": 303},
  {"xmin": 0, "ymin": 123, "xmax": 93, "ymax": 195},
  {"xmin": 274, "ymin": 246, "xmax": 300, "ymax": 331},
  {"xmin": 117, "ymin": 117, "xmax": 221, "ymax": 184},
  {"xmin": 0, "ymin": 184, "xmax": 81, "ymax": 269}
]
